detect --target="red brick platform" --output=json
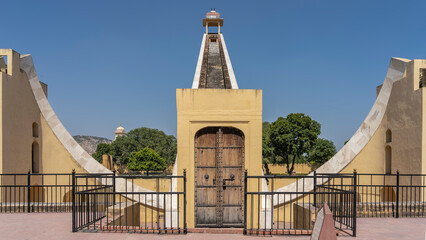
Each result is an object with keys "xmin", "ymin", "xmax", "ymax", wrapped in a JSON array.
[{"xmin": 0, "ymin": 213, "xmax": 425, "ymax": 239}]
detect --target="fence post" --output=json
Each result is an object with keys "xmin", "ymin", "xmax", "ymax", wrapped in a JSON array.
[
  {"xmin": 183, "ymin": 169, "xmax": 187, "ymax": 233},
  {"xmin": 27, "ymin": 169, "xmax": 31, "ymax": 213},
  {"xmin": 313, "ymin": 171, "xmax": 317, "ymax": 207},
  {"xmin": 353, "ymin": 169, "xmax": 357, "ymax": 237},
  {"xmin": 396, "ymin": 169, "xmax": 400, "ymax": 218},
  {"xmin": 112, "ymin": 170, "xmax": 116, "ymax": 191},
  {"xmin": 243, "ymin": 169, "xmax": 248, "ymax": 235},
  {"xmin": 71, "ymin": 169, "xmax": 76, "ymax": 232},
  {"xmin": 112, "ymin": 170, "xmax": 116, "ymax": 205}
]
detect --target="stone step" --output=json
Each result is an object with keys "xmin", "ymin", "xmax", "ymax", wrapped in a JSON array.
[
  {"xmin": 187, "ymin": 228, "xmax": 243, "ymax": 234},
  {"xmin": 103, "ymin": 201, "xmax": 140, "ymax": 227}
]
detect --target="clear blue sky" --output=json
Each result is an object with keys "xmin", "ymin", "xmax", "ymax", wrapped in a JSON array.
[{"xmin": 3, "ymin": 1, "xmax": 426, "ymax": 149}]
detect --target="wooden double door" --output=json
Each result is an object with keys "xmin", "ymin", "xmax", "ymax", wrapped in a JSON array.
[{"xmin": 194, "ymin": 127, "xmax": 245, "ymax": 227}]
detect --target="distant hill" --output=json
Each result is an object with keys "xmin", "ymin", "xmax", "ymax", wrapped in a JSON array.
[{"xmin": 73, "ymin": 135, "xmax": 112, "ymax": 155}]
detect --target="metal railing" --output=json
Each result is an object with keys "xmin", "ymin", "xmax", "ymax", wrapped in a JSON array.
[
  {"xmin": 0, "ymin": 170, "xmax": 112, "ymax": 213},
  {"xmin": 352, "ymin": 171, "xmax": 426, "ymax": 218},
  {"xmin": 244, "ymin": 172, "xmax": 356, "ymax": 236},
  {"xmin": 72, "ymin": 171, "xmax": 187, "ymax": 234},
  {"xmin": 3, "ymin": 168, "xmax": 425, "ymax": 236}
]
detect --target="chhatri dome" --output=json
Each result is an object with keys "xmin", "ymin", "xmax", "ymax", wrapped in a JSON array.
[
  {"xmin": 206, "ymin": 8, "xmax": 220, "ymax": 18},
  {"xmin": 114, "ymin": 124, "xmax": 126, "ymax": 140},
  {"xmin": 203, "ymin": 8, "xmax": 223, "ymax": 34}
]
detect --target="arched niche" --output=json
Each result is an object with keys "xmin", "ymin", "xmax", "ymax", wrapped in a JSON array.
[
  {"xmin": 386, "ymin": 129, "xmax": 392, "ymax": 143},
  {"xmin": 380, "ymin": 186, "xmax": 396, "ymax": 202},
  {"xmin": 32, "ymin": 122, "xmax": 39, "ymax": 138},
  {"xmin": 63, "ymin": 190, "xmax": 72, "ymax": 202},
  {"xmin": 385, "ymin": 146, "xmax": 391, "ymax": 174},
  {"xmin": 32, "ymin": 141, "xmax": 40, "ymax": 173},
  {"xmin": 29, "ymin": 184, "xmax": 45, "ymax": 202}
]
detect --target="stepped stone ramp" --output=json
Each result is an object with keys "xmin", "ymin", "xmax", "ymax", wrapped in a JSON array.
[
  {"xmin": 206, "ymin": 41, "xmax": 225, "ymax": 88},
  {"xmin": 192, "ymin": 34, "xmax": 238, "ymax": 89}
]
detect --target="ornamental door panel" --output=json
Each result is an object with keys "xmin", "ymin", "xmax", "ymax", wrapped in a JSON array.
[
  {"xmin": 194, "ymin": 128, "xmax": 217, "ymax": 226},
  {"xmin": 195, "ymin": 127, "xmax": 244, "ymax": 228}
]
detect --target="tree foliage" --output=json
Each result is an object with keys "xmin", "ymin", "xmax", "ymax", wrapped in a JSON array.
[
  {"xmin": 269, "ymin": 113, "xmax": 321, "ymax": 174},
  {"xmin": 307, "ymin": 138, "xmax": 337, "ymax": 165},
  {"xmin": 127, "ymin": 148, "xmax": 166, "ymax": 173},
  {"xmin": 110, "ymin": 136, "xmax": 139, "ymax": 164},
  {"xmin": 92, "ymin": 143, "xmax": 112, "ymax": 163},
  {"xmin": 93, "ymin": 127, "xmax": 177, "ymax": 165},
  {"xmin": 262, "ymin": 122, "xmax": 275, "ymax": 175},
  {"xmin": 126, "ymin": 127, "xmax": 177, "ymax": 164}
]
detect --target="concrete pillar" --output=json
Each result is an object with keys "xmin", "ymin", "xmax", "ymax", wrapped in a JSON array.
[
  {"xmin": 102, "ymin": 154, "xmax": 112, "ymax": 170},
  {"xmin": 0, "ymin": 49, "xmax": 20, "ymax": 76},
  {"xmin": 165, "ymin": 163, "xmax": 178, "ymax": 228},
  {"xmin": 206, "ymin": 23, "xmax": 208, "ymax": 34},
  {"xmin": 218, "ymin": 24, "xmax": 220, "ymax": 34},
  {"xmin": 260, "ymin": 178, "xmax": 272, "ymax": 228}
]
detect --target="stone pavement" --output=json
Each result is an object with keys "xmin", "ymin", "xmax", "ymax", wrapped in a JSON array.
[{"xmin": 0, "ymin": 213, "xmax": 425, "ymax": 240}]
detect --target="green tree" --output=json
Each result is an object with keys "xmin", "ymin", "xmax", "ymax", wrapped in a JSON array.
[
  {"xmin": 93, "ymin": 127, "xmax": 178, "ymax": 165},
  {"xmin": 307, "ymin": 138, "xmax": 337, "ymax": 166},
  {"xmin": 126, "ymin": 127, "xmax": 177, "ymax": 165},
  {"xmin": 127, "ymin": 148, "xmax": 167, "ymax": 174},
  {"xmin": 269, "ymin": 113, "xmax": 321, "ymax": 174},
  {"xmin": 110, "ymin": 136, "xmax": 139, "ymax": 164},
  {"xmin": 92, "ymin": 143, "xmax": 112, "ymax": 163},
  {"xmin": 262, "ymin": 122, "xmax": 275, "ymax": 175}
]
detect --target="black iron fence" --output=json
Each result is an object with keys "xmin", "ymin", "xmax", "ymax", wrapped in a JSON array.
[
  {"xmin": 3, "ymin": 169, "xmax": 426, "ymax": 236},
  {"xmin": 244, "ymin": 172, "xmax": 357, "ymax": 236},
  {"xmin": 354, "ymin": 171, "xmax": 426, "ymax": 218},
  {"xmin": 72, "ymin": 171, "xmax": 187, "ymax": 234},
  {"xmin": 317, "ymin": 171, "xmax": 426, "ymax": 218},
  {"xmin": 0, "ymin": 171, "xmax": 113, "ymax": 213}
]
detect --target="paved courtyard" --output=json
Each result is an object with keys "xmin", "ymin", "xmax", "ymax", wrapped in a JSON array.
[{"xmin": 0, "ymin": 213, "xmax": 425, "ymax": 240}]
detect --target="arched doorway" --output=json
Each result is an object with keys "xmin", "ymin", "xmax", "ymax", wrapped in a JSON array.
[
  {"xmin": 194, "ymin": 127, "xmax": 244, "ymax": 227},
  {"xmin": 32, "ymin": 141, "xmax": 39, "ymax": 173},
  {"xmin": 385, "ymin": 146, "xmax": 391, "ymax": 174},
  {"xmin": 29, "ymin": 184, "xmax": 45, "ymax": 202},
  {"xmin": 380, "ymin": 187, "xmax": 396, "ymax": 202}
]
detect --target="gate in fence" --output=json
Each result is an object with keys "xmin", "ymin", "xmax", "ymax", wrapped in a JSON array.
[
  {"xmin": 243, "ymin": 171, "xmax": 357, "ymax": 236},
  {"xmin": 72, "ymin": 171, "xmax": 187, "ymax": 234}
]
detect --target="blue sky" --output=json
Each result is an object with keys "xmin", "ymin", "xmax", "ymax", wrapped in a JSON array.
[{"xmin": 3, "ymin": 1, "xmax": 426, "ymax": 149}]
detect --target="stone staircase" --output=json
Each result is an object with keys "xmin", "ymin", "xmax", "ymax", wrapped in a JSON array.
[{"xmin": 100, "ymin": 201, "xmax": 140, "ymax": 228}]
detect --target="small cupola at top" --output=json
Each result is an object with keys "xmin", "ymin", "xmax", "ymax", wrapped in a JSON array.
[{"xmin": 203, "ymin": 9, "xmax": 223, "ymax": 34}]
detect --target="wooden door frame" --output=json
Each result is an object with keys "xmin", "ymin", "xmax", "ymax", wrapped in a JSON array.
[{"xmin": 194, "ymin": 126, "xmax": 245, "ymax": 228}]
